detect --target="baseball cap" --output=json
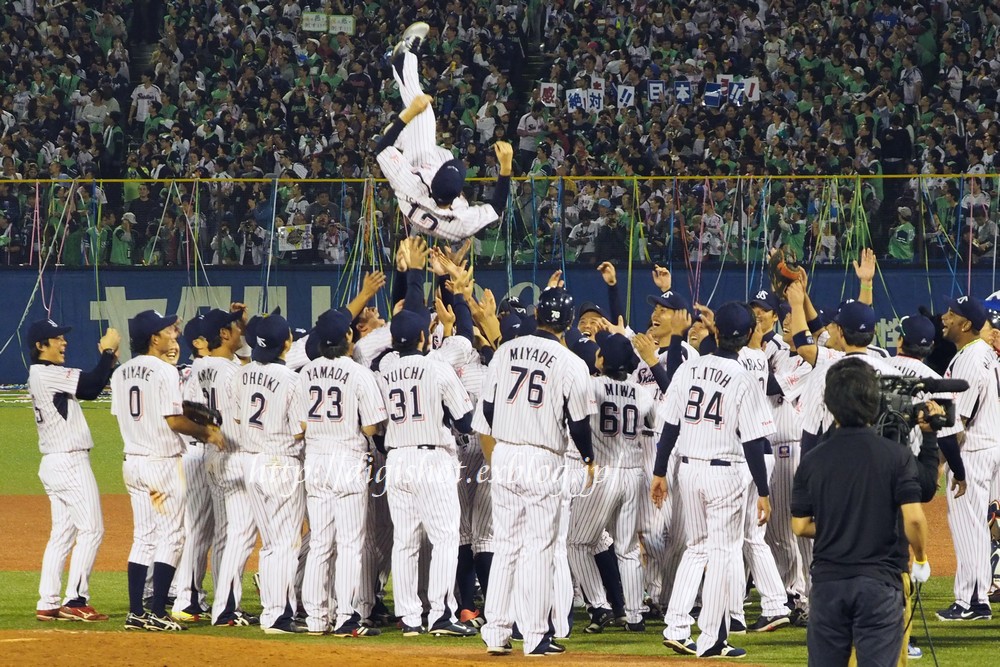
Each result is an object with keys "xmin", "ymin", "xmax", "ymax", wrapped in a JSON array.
[
  {"xmin": 833, "ymin": 301, "xmax": 876, "ymax": 332},
  {"xmin": 430, "ymin": 159, "xmax": 467, "ymax": 205},
  {"xmin": 251, "ymin": 314, "xmax": 291, "ymax": 363},
  {"xmin": 596, "ymin": 332, "xmax": 639, "ymax": 374},
  {"xmin": 500, "ymin": 313, "xmax": 524, "ymax": 343},
  {"xmin": 985, "ymin": 291, "xmax": 1000, "ymax": 327},
  {"xmin": 947, "ymin": 295, "xmax": 988, "ymax": 330},
  {"xmin": 898, "ymin": 206, "xmax": 912, "ymax": 219},
  {"xmin": 202, "ymin": 308, "xmax": 243, "ymax": 340},
  {"xmin": 291, "ymin": 327, "xmax": 309, "ymax": 341},
  {"xmin": 715, "ymin": 302, "xmax": 755, "ymax": 337},
  {"xmin": 390, "ymin": 309, "xmax": 431, "ymax": 347},
  {"xmin": 898, "ymin": 314, "xmax": 935, "ymax": 346},
  {"xmin": 499, "ymin": 296, "xmax": 528, "ymax": 318},
  {"xmin": 598, "ymin": 198, "xmax": 612, "ymax": 208},
  {"xmin": 129, "ymin": 309, "xmax": 179, "ymax": 343},
  {"xmin": 569, "ymin": 332, "xmax": 599, "ymax": 375},
  {"xmin": 313, "ymin": 308, "xmax": 352, "ymax": 347},
  {"xmin": 27, "ymin": 318, "xmax": 72, "ymax": 345},
  {"xmin": 182, "ymin": 314, "xmax": 207, "ymax": 348},
  {"xmin": 578, "ymin": 301, "xmax": 605, "ymax": 319},
  {"xmin": 647, "ymin": 290, "xmax": 689, "ymax": 311},
  {"xmin": 749, "ymin": 289, "xmax": 780, "ymax": 313}
]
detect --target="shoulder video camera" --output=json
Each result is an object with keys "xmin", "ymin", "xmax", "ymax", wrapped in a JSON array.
[{"xmin": 876, "ymin": 375, "xmax": 968, "ymax": 444}]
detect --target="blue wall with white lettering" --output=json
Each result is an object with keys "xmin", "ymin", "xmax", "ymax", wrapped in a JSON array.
[{"xmin": 1, "ymin": 266, "xmax": 995, "ymax": 383}]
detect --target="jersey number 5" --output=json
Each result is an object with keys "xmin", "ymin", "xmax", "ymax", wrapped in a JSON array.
[{"xmin": 684, "ymin": 386, "xmax": 723, "ymax": 426}]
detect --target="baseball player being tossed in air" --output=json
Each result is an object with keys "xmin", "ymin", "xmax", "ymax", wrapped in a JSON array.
[
  {"xmin": 375, "ymin": 22, "xmax": 514, "ymax": 242},
  {"xmin": 30, "ymin": 318, "xmax": 120, "ymax": 623}
]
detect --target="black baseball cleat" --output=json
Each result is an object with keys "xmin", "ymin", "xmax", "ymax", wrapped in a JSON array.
[
  {"xmin": 391, "ymin": 21, "xmax": 429, "ymax": 83},
  {"xmin": 699, "ymin": 640, "xmax": 747, "ymax": 658},
  {"xmin": 332, "ymin": 623, "xmax": 381, "ymax": 637},
  {"xmin": 729, "ymin": 618, "xmax": 747, "ymax": 634},
  {"xmin": 663, "ymin": 636, "xmax": 697, "ymax": 655},
  {"xmin": 527, "ymin": 639, "xmax": 566, "ymax": 656},
  {"xmin": 748, "ymin": 614, "xmax": 791, "ymax": 632},
  {"xmin": 623, "ymin": 621, "xmax": 646, "ymax": 632},
  {"xmin": 486, "ymin": 640, "xmax": 513, "ymax": 655},
  {"xmin": 430, "ymin": 620, "xmax": 477, "ymax": 637},
  {"xmin": 401, "ymin": 623, "xmax": 427, "ymax": 637},
  {"xmin": 585, "ymin": 607, "xmax": 615, "ymax": 634}
]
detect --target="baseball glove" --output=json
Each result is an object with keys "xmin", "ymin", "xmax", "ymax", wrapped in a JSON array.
[
  {"xmin": 768, "ymin": 248, "xmax": 802, "ymax": 300},
  {"xmin": 182, "ymin": 400, "xmax": 222, "ymax": 427}
]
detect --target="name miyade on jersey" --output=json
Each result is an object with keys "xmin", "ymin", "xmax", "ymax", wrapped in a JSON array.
[{"xmin": 508, "ymin": 346, "xmax": 556, "ymax": 367}]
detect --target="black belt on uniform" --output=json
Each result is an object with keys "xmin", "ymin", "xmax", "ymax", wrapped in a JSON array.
[
  {"xmin": 417, "ymin": 445, "xmax": 437, "ymax": 450},
  {"xmin": 680, "ymin": 456, "xmax": 731, "ymax": 467},
  {"xmin": 641, "ymin": 429, "xmax": 655, "ymax": 437}
]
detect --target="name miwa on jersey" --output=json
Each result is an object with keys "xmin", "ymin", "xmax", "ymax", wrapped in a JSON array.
[
  {"xmin": 110, "ymin": 356, "xmax": 185, "ymax": 457},
  {"xmin": 591, "ymin": 376, "xmax": 656, "ymax": 469},
  {"xmin": 377, "ymin": 354, "xmax": 472, "ymax": 451},
  {"xmin": 229, "ymin": 362, "xmax": 304, "ymax": 456},
  {"xmin": 29, "ymin": 365, "xmax": 93, "ymax": 454},
  {"xmin": 299, "ymin": 356, "xmax": 387, "ymax": 455}
]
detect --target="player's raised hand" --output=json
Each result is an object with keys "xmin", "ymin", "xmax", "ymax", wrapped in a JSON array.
[
  {"xmin": 99, "ymin": 328, "xmax": 121, "ymax": 354},
  {"xmin": 429, "ymin": 247, "xmax": 448, "ymax": 276},
  {"xmin": 671, "ymin": 309, "xmax": 693, "ymax": 336},
  {"xmin": 409, "ymin": 236, "xmax": 429, "ymax": 269},
  {"xmin": 435, "ymin": 297, "xmax": 456, "ymax": 336},
  {"xmin": 785, "ymin": 281, "xmax": 806, "ymax": 305},
  {"xmin": 694, "ymin": 304, "xmax": 716, "ymax": 335},
  {"xmin": 494, "ymin": 141, "xmax": 514, "ymax": 175},
  {"xmin": 230, "ymin": 302, "xmax": 248, "ymax": 328},
  {"xmin": 631, "ymin": 332, "xmax": 659, "ymax": 366},
  {"xmin": 652, "ymin": 265, "xmax": 672, "ymax": 292},
  {"xmin": 395, "ymin": 239, "xmax": 410, "ymax": 272},
  {"xmin": 444, "ymin": 238, "xmax": 473, "ymax": 266},
  {"xmin": 597, "ymin": 261, "xmax": 617, "ymax": 286},
  {"xmin": 853, "ymin": 248, "xmax": 876, "ymax": 282},
  {"xmin": 650, "ymin": 475, "xmax": 668, "ymax": 508},
  {"xmin": 400, "ymin": 94, "xmax": 432, "ymax": 123},
  {"xmin": 607, "ymin": 315, "xmax": 628, "ymax": 336},
  {"xmin": 361, "ymin": 271, "xmax": 387, "ymax": 297},
  {"xmin": 480, "ymin": 288, "xmax": 497, "ymax": 316},
  {"xmin": 547, "ymin": 269, "xmax": 564, "ymax": 289}
]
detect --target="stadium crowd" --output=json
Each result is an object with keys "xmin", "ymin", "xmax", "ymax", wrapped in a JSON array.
[{"xmin": 0, "ymin": 0, "xmax": 999, "ymax": 268}]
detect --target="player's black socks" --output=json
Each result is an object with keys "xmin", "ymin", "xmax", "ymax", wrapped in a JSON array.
[
  {"xmin": 457, "ymin": 544, "xmax": 477, "ymax": 611},
  {"xmin": 474, "ymin": 551, "xmax": 493, "ymax": 597},
  {"xmin": 127, "ymin": 562, "xmax": 148, "ymax": 616},
  {"xmin": 150, "ymin": 562, "xmax": 177, "ymax": 617},
  {"xmin": 594, "ymin": 546, "xmax": 626, "ymax": 615}
]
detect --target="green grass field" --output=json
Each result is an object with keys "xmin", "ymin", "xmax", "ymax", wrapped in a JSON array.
[{"xmin": 1, "ymin": 396, "xmax": 998, "ymax": 664}]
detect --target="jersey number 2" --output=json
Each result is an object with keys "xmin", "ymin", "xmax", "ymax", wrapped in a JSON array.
[{"xmin": 248, "ymin": 392, "xmax": 266, "ymax": 429}]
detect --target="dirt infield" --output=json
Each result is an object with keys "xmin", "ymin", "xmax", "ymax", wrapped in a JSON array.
[{"xmin": 0, "ymin": 493, "xmax": 958, "ymax": 575}]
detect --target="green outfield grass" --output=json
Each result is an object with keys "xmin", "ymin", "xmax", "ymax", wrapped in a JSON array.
[{"xmin": 2, "ymin": 394, "xmax": 998, "ymax": 664}]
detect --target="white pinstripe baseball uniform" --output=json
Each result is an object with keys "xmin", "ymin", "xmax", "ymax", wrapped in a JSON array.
[
  {"xmin": 798, "ymin": 352, "xmax": 899, "ymax": 440},
  {"xmin": 568, "ymin": 375, "xmax": 656, "ymax": 624},
  {"xmin": 733, "ymin": 347, "xmax": 788, "ymax": 624},
  {"xmin": 377, "ymin": 52, "xmax": 499, "ymax": 242},
  {"xmin": 377, "ymin": 352, "xmax": 473, "ymax": 630},
  {"xmin": 229, "ymin": 360, "xmax": 306, "ymax": 631},
  {"xmin": 474, "ymin": 335, "xmax": 596, "ymax": 654},
  {"xmin": 30, "ymin": 363, "xmax": 105, "ymax": 613},
  {"xmin": 195, "ymin": 354, "xmax": 260, "ymax": 626},
  {"xmin": 659, "ymin": 353, "xmax": 775, "ymax": 656},
  {"xmin": 942, "ymin": 339, "xmax": 1000, "ymax": 609},
  {"xmin": 353, "ymin": 325, "xmax": 392, "ymax": 370},
  {"xmin": 764, "ymin": 345, "xmax": 813, "ymax": 609},
  {"xmin": 171, "ymin": 357, "xmax": 215, "ymax": 618},
  {"xmin": 631, "ymin": 342, "xmax": 699, "ymax": 608},
  {"xmin": 298, "ymin": 355, "xmax": 387, "ymax": 633}
]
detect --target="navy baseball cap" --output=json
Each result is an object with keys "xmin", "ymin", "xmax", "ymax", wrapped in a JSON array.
[
  {"xmin": 182, "ymin": 314, "xmax": 207, "ymax": 348},
  {"xmin": 598, "ymin": 197, "xmax": 612, "ymax": 208},
  {"xmin": 986, "ymin": 292, "xmax": 1000, "ymax": 327},
  {"xmin": 898, "ymin": 314, "xmax": 935, "ymax": 346},
  {"xmin": 499, "ymin": 296, "xmax": 528, "ymax": 318},
  {"xmin": 833, "ymin": 301, "xmax": 876, "ymax": 332},
  {"xmin": 430, "ymin": 159, "xmax": 467, "ymax": 205},
  {"xmin": 129, "ymin": 309, "xmax": 179, "ymax": 342},
  {"xmin": 28, "ymin": 318, "xmax": 72, "ymax": 345},
  {"xmin": 715, "ymin": 302, "xmax": 755, "ymax": 337},
  {"xmin": 578, "ymin": 301, "xmax": 605, "ymax": 319},
  {"xmin": 313, "ymin": 308, "xmax": 352, "ymax": 347},
  {"xmin": 647, "ymin": 290, "xmax": 689, "ymax": 311},
  {"xmin": 596, "ymin": 331, "xmax": 639, "ymax": 374},
  {"xmin": 390, "ymin": 309, "xmax": 431, "ymax": 347},
  {"xmin": 500, "ymin": 313, "xmax": 524, "ymax": 343},
  {"xmin": 749, "ymin": 289, "xmax": 780, "ymax": 313},
  {"xmin": 244, "ymin": 306, "xmax": 282, "ymax": 348},
  {"xmin": 292, "ymin": 327, "xmax": 309, "ymax": 341},
  {"xmin": 947, "ymin": 295, "xmax": 988, "ymax": 330},
  {"xmin": 251, "ymin": 314, "xmax": 290, "ymax": 363},
  {"xmin": 569, "ymin": 333, "xmax": 599, "ymax": 375},
  {"xmin": 202, "ymin": 308, "xmax": 242, "ymax": 339}
]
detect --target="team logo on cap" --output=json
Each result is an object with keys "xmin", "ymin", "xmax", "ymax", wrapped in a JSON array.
[
  {"xmin": 661, "ymin": 291, "xmax": 672, "ymax": 298},
  {"xmin": 858, "ymin": 323, "xmax": 867, "ymax": 330},
  {"xmin": 755, "ymin": 290, "xmax": 768, "ymax": 300},
  {"xmin": 257, "ymin": 336, "xmax": 267, "ymax": 347},
  {"xmin": 153, "ymin": 310, "xmax": 164, "ymax": 317},
  {"xmin": 47, "ymin": 319, "xmax": 57, "ymax": 326},
  {"xmin": 956, "ymin": 296, "xmax": 968, "ymax": 304}
]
